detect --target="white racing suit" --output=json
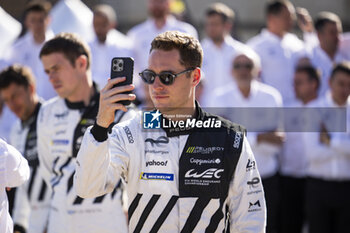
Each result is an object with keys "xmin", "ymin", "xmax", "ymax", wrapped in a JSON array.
[
  {"xmin": 37, "ymin": 88, "xmax": 136, "ymax": 233},
  {"xmin": 75, "ymin": 104, "xmax": 267, "ymax": 232},
  {"xmin": 10, "ymin": 102, "xmax": 51, "ymax": 233}
]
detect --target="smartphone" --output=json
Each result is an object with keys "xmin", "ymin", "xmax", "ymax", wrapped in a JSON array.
[{"xmin": 110, "ymin": 57, "xmax": 134, "ymax": 105}]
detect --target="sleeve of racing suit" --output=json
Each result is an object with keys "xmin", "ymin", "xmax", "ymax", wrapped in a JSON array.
[
  {"xmin": 12, "ymin": 182, "xmax": 30, "ymax": 231},
  {"xmin": 9, "ymin": 124, "xmax": 30, "ymax": 231},
  {"xmin": 37, "ymin": 106, "xmax": 55, "ymax": 187},
  {"xmin": 74, "ymin": 125, "xmax": 129, "ymax": 198},
  {"xmin": 228, "ymin": 136, "xmax": 266, "ymax": 233},
  {"xmin": 1, "ymin": 140, "xmax": 30, "ymax": 188}
]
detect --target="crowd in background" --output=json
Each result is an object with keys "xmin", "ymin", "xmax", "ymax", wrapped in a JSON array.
[{"xmin": 0, "ymin": 0, "xmax": 349, "ymax": 233}]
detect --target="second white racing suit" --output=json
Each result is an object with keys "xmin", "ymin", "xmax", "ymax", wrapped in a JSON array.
[{"xmin": 37, "ymin": 86, "xmax": 136, "ymax": 233}]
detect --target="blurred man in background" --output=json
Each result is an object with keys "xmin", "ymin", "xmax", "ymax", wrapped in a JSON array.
[
  {"xmin": 38, "ymin": 33, "xmax": 134, "ymax": 233},
  {"xmin": 304, "ymin": 62, "xmax": 350, "ymax": 233},
  {"xmin": 248, "ymin": 0, "xmax": 306, "ymax": 104},
  {"xmin": 200, "ymin": 2, "xmax": 248, "ymax": 106},
  {"xmin": 127, "ymin": 0, "xmax": 197, "ymax": 104},
  {"xmin": 209, "ymin": 48, "xmax": 283, "ymax": 233},
  {"xmin": 280, "ymin": 65, "xmax": 320, "ymax": 233},
  {"xmin": 0, "ymin": 65, "xmax": 50, "ymax": 233},
  {"xmin": 89, "ymin": 4, "xmax": 132, "ymax": 89},
  {"xmin": 5, "ymin": 0, "xmax": 55, "ymax": 100},
  {"xmin": 309, "ymin": 12, "xmax": 349, "ymax": 96}
]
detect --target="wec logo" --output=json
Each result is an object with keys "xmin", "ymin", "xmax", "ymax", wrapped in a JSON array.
[{"xmin": 185, "ymin": 168, "xmax": 224, "ymax": 179}]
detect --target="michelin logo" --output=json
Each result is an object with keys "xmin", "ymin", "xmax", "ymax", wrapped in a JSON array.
[{"xmin": 140, "ymin": 172, "xmax": 174, "ymax": 181}]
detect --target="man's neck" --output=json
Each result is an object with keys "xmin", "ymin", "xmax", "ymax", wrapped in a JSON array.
[
  {"xmin": 33, "ymin": 33, "xmax": 46, "ymax": 44},
  {"xmin": 66, "ymin": 75, "xmax": 94, "ymax": 106},
  {"xmin": 332, "ymin": 94, "xmax": 347, "ymax": 106},
  {"xmin": 22, "ymin": 97, "xmax": 39, "ymax": 122},
  {"xmin": 267, "ymin": 27, "xmax": 285, "ymax": 38},
  {"xmin": 153, "ymin": 15, "xmax": 167, "ymax": 30},
  {"xmin": 238, "ymin": 84, "xmax": 251, "ymax": 99},
  {"xmin": 301, "ymin": 94, "xmax": 317, "ymax": 105},
  {"xmin": 321, "ymin": 45, "xmax": 337, "ymax": 60},
  {"xmin": 97, "ymin": 36, "xmax": 107, "ymax": 44},
  {"xmin": 212, "ymin": 37, "xmax": 225, "ymax": 47}
]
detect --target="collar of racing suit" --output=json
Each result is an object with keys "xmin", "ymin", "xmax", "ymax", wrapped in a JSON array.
[
  {"xmin": 161, "ymin": 101, "xmax": 204, "ymax": 137},
  {"xmin": 21, "ymin": 101, "xmax": 42, "ymax": 129},
  {"xmin": 64, "ymin": 82, "xmax": 99, "ymax": 110}
]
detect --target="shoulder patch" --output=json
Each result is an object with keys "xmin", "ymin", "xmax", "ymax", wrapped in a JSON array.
[{"xmin": 123, "ymin": 126, "xmax": 134, "ymax": 144}]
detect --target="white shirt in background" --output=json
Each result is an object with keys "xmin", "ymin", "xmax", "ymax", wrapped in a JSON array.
[
  {"xmin": 309, "ymin": 45, "xmax": 349, "ymax": 96},
  {"xmin": 280, "ymin": 99, "xmax": 317, "ymax": 178},
  {"xmin": 0, "ymin": 7, "xmax": 21, "ymax": 58},
  {"xmin": 200, "ymin": 35, "xmax": 248, "ymax": 106},
  {"xmin": 127, "ymin": 15, "xmax": 198, "ymax": 75},
  {"xmin": 127, "ymin": 15, "xmax": 198, "ymax": 101},
  {"xmin": 340, "ymin": 32, "xmax": 350, "ymax": 59},
  {"xmin": 0, "ymin": 139, "xmax": 29, "ymax": 233},
  {"xmin": 5, "ymin": 31, "xmax": 56, "ymax": 100},
  {"xmin": 0, "ymin": 105, "xmax": 17, "ymax": 143},
  {"xmin": 89, "ymin": 30, "xmax": 133, "ymax": 89},
  {"xmin": 208, "ymin": 80, "xmax": 283, "ymax": 178},
  {"xmin": 248, "ymin": 29, "xmax": 306, "ymax": 104},
  {"xmin": 304, "ymin": 93, "xmax": 350, "ymax": 180}
]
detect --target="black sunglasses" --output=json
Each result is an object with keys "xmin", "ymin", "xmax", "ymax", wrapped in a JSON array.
[
  {"xmin": 233, "ymin": 63, "xmax": 253, "ymax": 70},
  {"xmin": 139, "ymin": 68, "xmax": 195, "ymax": 85}
]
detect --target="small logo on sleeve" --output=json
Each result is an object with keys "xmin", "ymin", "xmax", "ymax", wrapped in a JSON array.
[
  {"xmin": 140, "ymin": 172, "xmax": 174, "ymax": 181},
  {"xmin": 247, "ymin": 177, "xmax": 260, "ymax": 188},
  {"xmin": 248, "ymin": 200, "xmax": 262, "ymax": 212},
  {"xmin": 123, "ymin": 126, "xmax": 134, "ymax": 143},
  {"xmin": 246, "ymin": 159, "xmax": 256, "ymax": 172},
  {"xmin": 233, "ymin": 132, "xmax": 243, "ymax": 148}
]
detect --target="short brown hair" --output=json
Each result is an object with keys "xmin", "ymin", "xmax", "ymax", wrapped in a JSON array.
[
  {"xmin": 150, "ymin": 31, "xmax": 203, "ymax": 69},
  {"xmin": 315, "ymin": 11, "xmax": 342, "ymax": 33},
  {"xmin": 93, "ymin": 4, "xmax": 117, "ymax": 23},
  {"xmin": 206, "ymin": 3, "xmax": 235, "ymax": 23},
  {"xmin": 25, "ymin": 0, "xmax": 51, "ymax": 17},
  {"xmin": 330, "ymin": 62, "xmax": 350, "ymax": 80},
  {"xmin": 40, "ymin": 33, "xmax": 91, "ymax": 70},
  {"xmin": 295, "ymin": 65, "xmax": 321, "ymax": 90},
  {"xmin": 0, "ymin": 65, "xmax": 36, "ymax": 90},
  {"xmin": 266, "ymin": 0, "xmax": 293, "ymax": 16}
]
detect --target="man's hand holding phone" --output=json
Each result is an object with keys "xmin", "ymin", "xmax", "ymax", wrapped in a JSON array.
[{"xmin": 96, "ymin": 77, "xmax": 135, "ymax": 128}]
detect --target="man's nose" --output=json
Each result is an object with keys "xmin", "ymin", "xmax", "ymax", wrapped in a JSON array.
[{"xmin": 152, "ymin": 76, "xmax": 164, "ymax": 89}]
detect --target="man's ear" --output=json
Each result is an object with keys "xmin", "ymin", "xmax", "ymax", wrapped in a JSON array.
[
  {"xmin": 192, "ymin": 68, "xmax": 201, "ymax": 87},
  {"xmin": 225, "ymin": 21, "xmax": 233, "ymax": 34},
  {"xmin": 76, "ymin": 55, "xmax": 88, "ymax": 70},
  {"xmin": 28, "ymin": 83, "xmax": 36, "ymax": 95}
]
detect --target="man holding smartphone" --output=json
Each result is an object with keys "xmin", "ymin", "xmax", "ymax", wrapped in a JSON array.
[
  {"xmin": 38, "ymin": 33, "xmax": 135, "ymax": 233},
  {"xmin": 75, "ymin": 31, "xmax": 266, "ymax": 232}
]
